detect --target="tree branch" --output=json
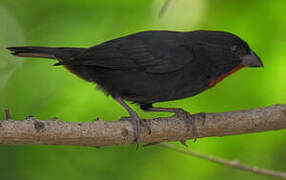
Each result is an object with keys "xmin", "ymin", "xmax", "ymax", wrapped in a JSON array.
[{"xmin": 0, "ymin": 104, "xmax": 286, "ymax": 147}]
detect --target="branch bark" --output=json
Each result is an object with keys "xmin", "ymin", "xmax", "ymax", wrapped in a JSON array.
[{"xmin": 1, "ymin": 104, "xmax": 286, "ymax": 147}]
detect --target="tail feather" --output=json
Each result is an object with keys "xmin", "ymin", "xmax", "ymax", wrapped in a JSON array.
[{"xmin": 7, "ymin": 46, "xmax": 86, "ymax": 61}]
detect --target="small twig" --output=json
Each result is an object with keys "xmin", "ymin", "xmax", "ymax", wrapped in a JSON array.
[
  {"xmin": 4, "ymin": 108, "xmax": 12, "ymax": 120},
  {"xmin": 161, "ymin": 143, "xmax": 286, "ymax": 179},
  {"xmin": 159, "ymin": 0, "xmax": 174, "ymax": 17}
]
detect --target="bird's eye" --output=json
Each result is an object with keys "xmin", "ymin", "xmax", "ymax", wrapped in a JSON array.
[
  {"xmin": 231, "ymin": 44, "xmax": 250, "ymax": 56},
  {"xmin": 240, "ymin": 44, "xmax": 250, "ymax": 55}
]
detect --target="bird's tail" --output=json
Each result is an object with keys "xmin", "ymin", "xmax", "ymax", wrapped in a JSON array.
[{"xmin": 7, "ymin": 46, "xmax": 86, "ymax": 60}]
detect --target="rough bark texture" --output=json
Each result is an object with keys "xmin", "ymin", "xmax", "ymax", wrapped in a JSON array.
[{"xmin": 1, "ymin": 104, "xmax": 286, "ymax": 147}]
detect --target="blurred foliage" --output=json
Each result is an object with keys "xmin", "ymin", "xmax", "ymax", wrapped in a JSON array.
[{"xmin": 0, "ymin": 0, "xmax": 285, "ymax": 179}]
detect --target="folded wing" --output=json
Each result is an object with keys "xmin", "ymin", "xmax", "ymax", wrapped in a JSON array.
[{"xmin": 62, "ymin": 32, "xmax": 194, "ymax": 73}]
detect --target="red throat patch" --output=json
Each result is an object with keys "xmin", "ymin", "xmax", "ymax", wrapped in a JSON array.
[
  {"xmin": 209, "ymin": 65, "xmax": 245, "ymax": 88},
  {"xmin": 64, "ymin": 65, "xmax": 77, "ymax": 75}
]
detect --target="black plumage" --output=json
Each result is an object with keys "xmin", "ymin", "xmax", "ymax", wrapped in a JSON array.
[{"xmin": 7, "ymin": 30, "xmax": 263, "ymax": 148}]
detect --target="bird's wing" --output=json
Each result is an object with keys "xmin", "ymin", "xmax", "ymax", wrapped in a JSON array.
[{"xmin": 64, "ymin": 34, "xmax": 194, "ymax": 73}]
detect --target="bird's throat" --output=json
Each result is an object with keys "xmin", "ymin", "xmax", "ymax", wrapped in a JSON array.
[{"xmin": 209, "ymin": 65, "xmax": 245, "ymax": 88}]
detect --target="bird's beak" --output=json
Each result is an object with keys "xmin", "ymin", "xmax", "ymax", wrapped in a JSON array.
[{"xmin": 241, "ymin": 50, "xmax": 264, "ymax": 67}]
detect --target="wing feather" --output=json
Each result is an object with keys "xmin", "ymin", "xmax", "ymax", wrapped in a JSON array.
[{"xmin": 64, "ymin": 31, "xmax": 194, "ymax": 73}]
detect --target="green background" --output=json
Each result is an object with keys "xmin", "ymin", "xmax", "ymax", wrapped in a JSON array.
[{"xmin": 0, "ymin": 0, "xmax": 285, "ymax": 179}]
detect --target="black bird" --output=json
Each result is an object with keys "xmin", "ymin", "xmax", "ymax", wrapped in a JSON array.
[{"xmin": 7, "ymin": 30, "xmax": 263, "ymax": 149}]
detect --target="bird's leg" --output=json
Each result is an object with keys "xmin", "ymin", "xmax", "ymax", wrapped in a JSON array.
[
  {"xmin": 143, "ymin": 107, "xmax": 203, "ymax": 145},
  {"xmin": 115, "ymin": 97, "xmax": 151, "ymax": 150}
]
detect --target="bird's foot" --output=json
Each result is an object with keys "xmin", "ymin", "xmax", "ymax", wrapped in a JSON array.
[
  {"xmin": 174, "ymin": 110, "xmax": 206, "ymax": 143},
  {"xmin": 130, "ymin": 112, "xmax": 141, "ymax": 150},
  {"xmin": 123, "ymin": 113, "xmax": 151, "ymax": 150},
  {"xmin": 120, "ymin": 117, "xmax": 151, "ymax": 135}
]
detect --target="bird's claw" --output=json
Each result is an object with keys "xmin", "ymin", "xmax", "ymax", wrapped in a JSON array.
[
  {"xmin": 174, "ymin": 109, "xmax": 199, "ymax": 143},
  {"xmin": 129, "ymin": 113, "xmax": 141, "ymax": 150},
  {"xmin": 127, "ymin": 114, "xmax": 152, "ymax": 150},
  {"xmin": 180, "ymin": 140, "xmax": 188, "ymax": 147},
  {"xmin": 120, "ymin": 116, "xmax": 151, "ymax": 149},
  {"xmin": 130, "ymin": 113, "xmax": 151, "ymax": 150}
]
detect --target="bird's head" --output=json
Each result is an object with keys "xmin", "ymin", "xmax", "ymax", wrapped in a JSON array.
[
  {"xmin": 230, "ymin": 41, "xmax": 263, "ymax": 68},
  {"xmin": 192, "ymin": 30, "xmax": 263, "ymax": 68}
]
